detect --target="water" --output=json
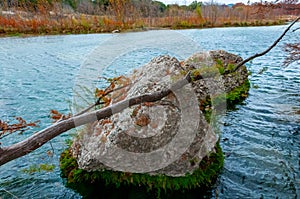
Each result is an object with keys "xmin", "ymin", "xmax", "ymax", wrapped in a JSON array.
[
  {"xmin": 0, "ymin": 34, "xmax": 113, "ymax": 198},
  {"xmin": 0, "ymin": 25, "xmax": 299, "ymax": 198},
  {"xmin": 183, "ymin": 25, "xmax": 300, "ymax": 198}
]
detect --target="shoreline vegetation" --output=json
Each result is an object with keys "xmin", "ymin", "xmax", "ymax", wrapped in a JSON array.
[{"xmin": 0, "ymin": 1, "xmax": 299, "ymax": 37}]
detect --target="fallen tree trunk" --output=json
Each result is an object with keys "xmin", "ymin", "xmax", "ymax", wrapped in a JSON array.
[{"xmin": 0, "ymin": 73, "xmax": 195, "ymax": 166}]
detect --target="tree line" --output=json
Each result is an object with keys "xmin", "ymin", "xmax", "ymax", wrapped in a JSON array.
[
  {"xmin": 1, "ymin": 0, "xmax": 299, "ymax": 20},
  {"xmin": 0, "ymin": 0, "xmax": 299, "ymax": 34}
]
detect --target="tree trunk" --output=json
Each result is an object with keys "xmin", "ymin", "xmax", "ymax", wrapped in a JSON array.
[{"xmin": 0, "ymin": 73, "xmax": 193, "ymax": 166}]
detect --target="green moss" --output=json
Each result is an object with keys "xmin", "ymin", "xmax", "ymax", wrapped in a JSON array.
[
  {"xmin": 213, "ymin": 79, "xmax": 250, "ymax": 108},
  {"xmin": 60, "ymin": 142, "xmax": 224, "ymax": 198},
  {"xmin": 200, "ymin": 79, "xmax": 250, "ymax": 122},
  {"xmin": 22, "ymin": 164, "xmax": 55, "ymax": 174},
  {"xmin": 190, "ymin": 65, "xmax": 220, "ymax": 79},
  {"xmin": 225, "ymin": 79, "xmax": 250, "ymax": 107},
  {"xmin": 227, "ymin": 63, "xmax": 235, "ymax": 72},
  {"xmin": 215, "ymin": 59, "xmax": 225, "ymax": 75}
]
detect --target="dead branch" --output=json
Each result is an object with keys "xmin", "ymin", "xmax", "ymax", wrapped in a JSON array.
[
  {"xmin": 0, "ymin": 117, "xmax": 39, "ymax": 139},
  {"xmin": 293, "ymin": 27, "xmax": 300, "ymax": 32},
  {"xmin": 232, "ymin": 16, "xmax": 300, "ymax": 72},
  {"xmin": 283, "ymin": 43, "xmax": 300, "ymax": 66},
  {"xmin": 0, "ymin": 72, "xmax": 197, "ymax": 166},
  {"xmin": 74, "ymin": 83, "xmax": 131, "ymax": 117}
]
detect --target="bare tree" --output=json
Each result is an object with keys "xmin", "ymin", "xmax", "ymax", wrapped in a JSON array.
[
  {"xmin": 202, "ymin": 0, "xmax": 219, "ymax": 26},
  {"xmin": 109, "ymin": 0, "xmax": 132, "ymax": 24}
]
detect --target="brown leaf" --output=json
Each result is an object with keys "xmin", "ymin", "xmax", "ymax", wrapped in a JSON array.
[{"xmin": 50, "ymin": 110, "xmax": 59, "ymax": 114}]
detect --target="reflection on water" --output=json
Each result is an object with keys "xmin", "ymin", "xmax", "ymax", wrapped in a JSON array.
[{"xmin": 0, "ymin": 25, "xmax": 299, "ymax": 198}]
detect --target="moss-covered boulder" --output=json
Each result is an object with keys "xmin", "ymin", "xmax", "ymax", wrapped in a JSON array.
[{"xmin": 60, "ymin": 50, "xmax": 250, "ymax": 198}]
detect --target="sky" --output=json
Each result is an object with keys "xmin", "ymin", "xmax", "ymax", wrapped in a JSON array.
[{"xmin": 161, "ymin": 0, "xmax": 275, "ymax": 5}]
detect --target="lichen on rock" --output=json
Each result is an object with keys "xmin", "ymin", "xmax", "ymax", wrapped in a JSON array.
[{"xmin": 60, "ymin": 50, "xmax": 250, "ymax": 196}]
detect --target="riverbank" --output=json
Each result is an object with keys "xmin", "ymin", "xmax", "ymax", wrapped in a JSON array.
[
  {"xmin": 0, "ymin": 19, "xmax": 286, "ymax": 38},
  {"xmin": 0, "ymin": 11, "xmax": 292, "ymax": 38}
]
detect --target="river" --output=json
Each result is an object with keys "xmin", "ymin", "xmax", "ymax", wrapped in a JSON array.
[{"xmin": 0, "ymin": 24, "xmax": 299, "ymax": 198}]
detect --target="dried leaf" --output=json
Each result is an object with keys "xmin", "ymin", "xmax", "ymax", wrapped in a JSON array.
[{"xmin": 50, "ymin": 110, "xmax": 59, "ymax": 114}]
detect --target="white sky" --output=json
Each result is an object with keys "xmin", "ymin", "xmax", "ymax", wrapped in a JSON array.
[{"xmin": 161, "ymin": 0, "xmax": 275, "ymax": 5}]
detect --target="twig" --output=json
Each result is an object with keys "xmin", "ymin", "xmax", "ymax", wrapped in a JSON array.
[
  {"xmin": 292, "ymin": 27, "xmax": 300, "ymax": 32},
  {"xmin": 74, "ymin": 83, "xmax": 131, "ymax": 117},
  {"xmin": 232, "ymin": 16, "xmax": 300, "ymax": 72},
  {"xmin": 283, "ymin": 42, "xmax": 300, "ymax": 66},
  {"xmin": 49, "ymin": 141, "xmax": 55, "ymax": 156},
  {"xmin": 0, "ymin": 119, "xmax": 39, "ymax": 140},
  {"xmin": 1, "ymin": 188, "xmax": 19, "ymax": 199}
]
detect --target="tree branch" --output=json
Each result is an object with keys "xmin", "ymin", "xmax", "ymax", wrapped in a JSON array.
[
  {"xmin": 74, "ymin": 83, "xmax": 131, "ymax": 117},
  {"xmin": 0, "ymin": 72, "xmax": 196, "ymax": 166},
  {"xmin": 283, "ymin": 42, "xmax": 300, "ymax": 66},
  {"xmin": 232, "ymin": 16, "xmax": 300, "ymax": 73},
  {"xmin": 293, "ymin": 27, "xmax": 300, "ymax": 32}
]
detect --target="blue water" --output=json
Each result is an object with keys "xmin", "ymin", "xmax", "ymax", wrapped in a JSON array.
[
  {"xmin": 184, "ymin": 25, "xmax": 300, "ymax": 198},
  {"xmin": 0, "ymin": 24, "xmax": 299, "ymax": 198},
  {"xmin": 0, "ymin": 34, "xmax": 113, "ymax": 198}
]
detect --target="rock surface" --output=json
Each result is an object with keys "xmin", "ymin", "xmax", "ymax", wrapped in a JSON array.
[{"xmin": 70, "ymin": 50, "xmax": 249, "ymax": 177}]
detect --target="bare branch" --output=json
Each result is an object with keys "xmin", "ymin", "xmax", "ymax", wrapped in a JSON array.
[
  {"xmin": 293, "ymin": 27, "xmax": 300, "ymax": 32},
  {"xmin": 74, "ymin": 83, "xmax": 131, "ymax": 117},
  {"xmin": 0, "ymin": 117, "xmax": 40, "ymax": 140},
  {"xmin": 283, "ymin": 43, "xmax": 300, "ymax": 66},
  {"xmin": 232, "ymin": 16, "xmax": 300, "ymax": 72},
  {"xmin": 0, "ymin": 72, "xmax": 198, "ymax": 166}
]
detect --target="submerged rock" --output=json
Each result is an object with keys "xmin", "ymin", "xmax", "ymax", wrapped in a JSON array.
[{"xmin": 60, "ymin": 50, "xmax": 250, "ymax": 196}]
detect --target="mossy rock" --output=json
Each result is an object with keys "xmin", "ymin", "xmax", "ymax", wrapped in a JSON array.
[
  {"xmin": 60, "ymin": 52, "xmax": 250, "ymax": 198},
  {"xmin": 201, "ymin": 79, "xmax": 250, "ymax": 122},
  {"xmin": 215, "ymin": 78, "xmax": 250, "ymax": 108},
  {"xmin": 60, "ymin": 142, "xmax": 224, "ymax": 198}
]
